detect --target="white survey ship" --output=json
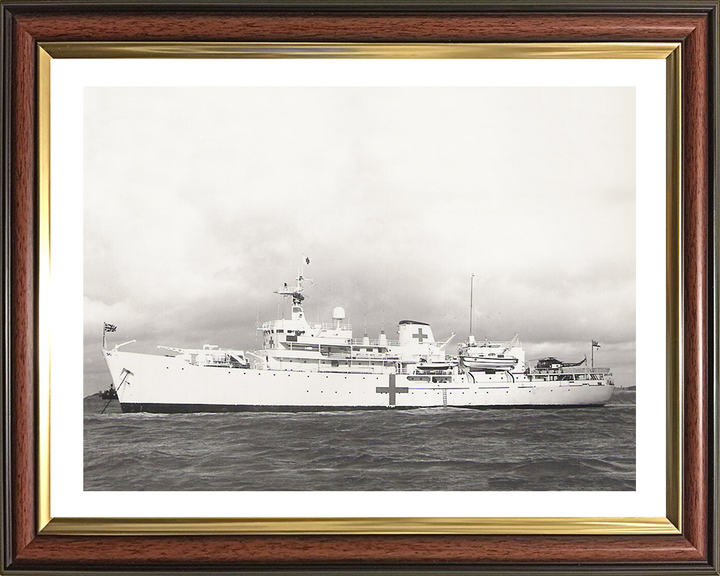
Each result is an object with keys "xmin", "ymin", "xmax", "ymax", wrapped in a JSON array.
[{"xmin": 103, "ymin": 272, "xmax": 614, "ymax": 413}]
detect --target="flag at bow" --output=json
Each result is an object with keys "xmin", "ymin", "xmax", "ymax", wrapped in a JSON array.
[
  {"xmin": 104, "ymin": 323, "xmax": 117, "ymax": 333},
  {"xmin": 592, "ymin": 340, "xmax": 601, "ymax": 348}
]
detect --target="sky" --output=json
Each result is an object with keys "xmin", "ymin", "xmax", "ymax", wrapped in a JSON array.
[{"xmin": 83, "ymin": 86, "xmax": 635, "ymax": 395}]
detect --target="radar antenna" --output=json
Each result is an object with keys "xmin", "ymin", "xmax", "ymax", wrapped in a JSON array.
[{"xmin": 275, "ymin": 258, "xmax": 313, "ymax": 306}]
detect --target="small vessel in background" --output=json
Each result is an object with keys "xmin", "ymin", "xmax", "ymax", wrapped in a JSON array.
[{"xmin": 99, "ymin": 384, "xmax": 118, "ymax": 400}]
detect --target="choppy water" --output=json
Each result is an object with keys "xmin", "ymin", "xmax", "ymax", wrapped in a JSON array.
[{"xmin": 84, "ymin": 389, "xmax": 635, "ymax": 491}]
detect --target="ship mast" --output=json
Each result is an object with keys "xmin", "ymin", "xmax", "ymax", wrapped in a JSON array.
[
  {"xmin": 469, "ymin": 273, "xmax": 475, "ymax": 336},
  {"xmin": 275, "ymin": 271, "xmax": 306, "ymax": 306},
  {"xmin": 274, "ymin": 259, "xmax": 312, "ymax": 321},
  {"xmin": 468, "ymin": 274, "xmax": 476, "ymax": 345}
]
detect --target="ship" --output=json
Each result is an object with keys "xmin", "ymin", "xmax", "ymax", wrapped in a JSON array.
[{"xmin": 102, "ymin": 271, "xmax": 614, "ymax": 413}]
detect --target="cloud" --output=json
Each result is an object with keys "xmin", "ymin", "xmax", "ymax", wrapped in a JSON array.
[{"xmin": 83, "ymin": 86, "xmax": 636, "ymax": 394}]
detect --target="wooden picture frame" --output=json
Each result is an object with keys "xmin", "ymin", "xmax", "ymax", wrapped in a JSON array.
[{"xmin": 1, "ymin": 1, "xmax": 717, "ymax": 573}]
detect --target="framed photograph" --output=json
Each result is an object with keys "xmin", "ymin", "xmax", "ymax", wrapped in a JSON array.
[{"xmin": 1, "ymin": 1, "xmax": 717, "ymax": 574}]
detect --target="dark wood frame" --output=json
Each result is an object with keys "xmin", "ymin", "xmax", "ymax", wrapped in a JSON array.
[{"xmin": 1, "ymin": 1, "xmax": 718, "ymax": 573}]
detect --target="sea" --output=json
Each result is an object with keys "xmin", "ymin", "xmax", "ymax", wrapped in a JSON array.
[{"xmin": 84, "ymin": 389, "xmax": 635, "ymax": 491}]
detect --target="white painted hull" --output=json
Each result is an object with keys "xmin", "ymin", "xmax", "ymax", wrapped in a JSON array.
[{"xmin": 105, "ymin": 350, "xmax": 615, "ymax": 412}]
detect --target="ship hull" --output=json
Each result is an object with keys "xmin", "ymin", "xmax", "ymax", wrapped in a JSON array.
[
  {"xmin": 105, "ymin": 350, "xmax": 614, "ymax": 413},
  {"xmin": 118, "ymin": 402, "xmax": 610, "ymax": 413}
]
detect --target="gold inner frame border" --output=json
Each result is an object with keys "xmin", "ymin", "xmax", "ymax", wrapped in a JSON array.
[{"xmin": 36, "ymin": 41, "xmax": 682, "ymax": 536}]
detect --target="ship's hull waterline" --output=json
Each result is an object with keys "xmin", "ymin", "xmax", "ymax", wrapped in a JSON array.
[{"xmin": 106, "ymin": 350, "xmax": 614, "ymax": 413}]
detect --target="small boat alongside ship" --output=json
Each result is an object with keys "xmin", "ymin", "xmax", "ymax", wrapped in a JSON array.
[{"xmin": 103, "ymin": 270, "xmax": 614, "ymax": 413}]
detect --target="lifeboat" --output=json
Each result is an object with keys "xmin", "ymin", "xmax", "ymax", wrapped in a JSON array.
[
  {"xmin": 460, "ymin": 355, "xmax": 518, "ymax": 371},
  {"xmin": 415, "ymin": 360, "xmax": 456, "ymax": 371}
]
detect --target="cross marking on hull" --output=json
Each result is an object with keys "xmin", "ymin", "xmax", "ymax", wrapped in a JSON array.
[{"xmin": 375, "ymin": 373, "xmax": 409, "ymax": 406}]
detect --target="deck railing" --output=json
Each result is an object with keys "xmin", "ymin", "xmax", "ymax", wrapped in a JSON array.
[
  {"xmin": 349, "ymin": 338, "xmax": 400, "ymax": 347},
  {"xmin": 533, "ymin": 366, "xmax": 611, "ymax": 376},
  {"xmin": 259, "ymin": 321, "xmax": 353, "ymax": 331},
  {"xmin": 311, "ymin": 322, "xmax": 353, "ymax": 331}
]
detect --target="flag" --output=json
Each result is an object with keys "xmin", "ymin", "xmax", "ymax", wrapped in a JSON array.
[
  {"xmin": 305, "ymin": 257, "xmax": 310, "ymax": 265},
  {"xmin": 592, "ymin": 340, "xmax": 600, "ymax": 348},
  {"xmin": 104, "ymin": 323, "xmax": 117, "ymax": 333}
]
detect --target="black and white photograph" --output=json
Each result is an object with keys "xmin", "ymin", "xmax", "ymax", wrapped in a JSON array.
[{"xmin": 83, "ymin": 84, "xmax": 636, "ymax": 492}]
